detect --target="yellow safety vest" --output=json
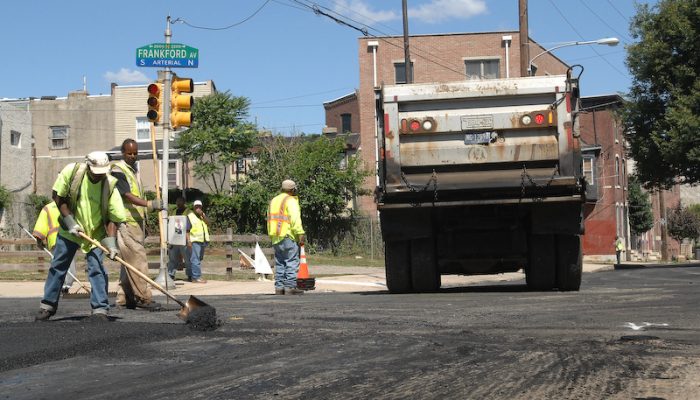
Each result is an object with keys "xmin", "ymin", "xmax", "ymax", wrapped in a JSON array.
[
  {"xmin": 267, "ymin": 193, "xmax": 305, "ymax": 245},
  {"xmin": 616, "ymin": 239, "xmax": 625, "ymax": 251},
  {"xmin": 188, "ymin": 213, "xmax": 210, "ymax": 243},
  {"xmin": 33, "ymin": 202, "xmax": 60, "ymax": 250},
  {"xmin": 111, "ymin": 160, "xmax": 145, "ymax": 224}
]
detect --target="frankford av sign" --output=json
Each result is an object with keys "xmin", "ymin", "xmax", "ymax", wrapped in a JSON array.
[{"xmin": 136, "ymin": 43, "xmax": 199, "ymax": 68}]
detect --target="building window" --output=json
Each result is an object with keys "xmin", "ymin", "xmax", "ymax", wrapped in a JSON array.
[
  {"xmin": 341, "ymin": 113, "xmax": 352, "ymax": 133},
  {"xmin": 465, "ymin": 59, "xmax": 500, "ymax": 79},
  {"xmin": 159, "ymin": 160, "xmax": 180, "ymax": 188},
  {"xmin": 49, "ymin": 126, "xmax": 69, "ymax": 150},
  {"xmin": 583, "ymin": 156, "xmax": 595, "ymax": 186},
  {"xmin": 10, "ymin": 130, "xmax": 21, "ymax": 147},
  {"xmin": 135, "ymin": 117, "xmax": 150, "ymax": 141},
  {"xmin": 394, "ymin": 62, "xmax": 414, "ymax": 84},
  {"xmin": 168, "ymin": 160, "xmax": 178, "ymax": 187},
  {"xmin": 622, "ymin": 159, "xmax": 627, "ymax": 188},
  {"xmin": 615, "ymin": 156, "xmax": 621, "ymax": 186}
]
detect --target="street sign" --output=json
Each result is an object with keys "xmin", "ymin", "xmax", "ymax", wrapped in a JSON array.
[{"xmin": 136, "ymin": 43, "xmax": 199, "ymax": 68}]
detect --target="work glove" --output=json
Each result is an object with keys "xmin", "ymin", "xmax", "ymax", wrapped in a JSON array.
[
  {"xmin": 100, "ymin": 236, "xmax": 120, "ymax": 260},
  {"xmin": 63, "ymin": 215, "xmax": 84, "ymax": 236},
  {"xmin": 147, "ymin": 199, "xmax": 165, "ymax": 212},
  {"xmin": 297, "ymin": 234, "xmax": 306, "ymax": 247}
]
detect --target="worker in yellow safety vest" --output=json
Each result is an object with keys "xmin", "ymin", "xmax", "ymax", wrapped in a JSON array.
[
  {"xmin": 110, "ymin": 138, "xmax": 164, "ymax": 310},
  {"xmin": 32, "ymin": 198, "xmax": 79, "ymax": 293},
  {"xmin": 267, "ymin": 179, "xmax": 306, "ymax": 295},
  {"xmin": 186, "ymin": 200, "xmax": 211, "ymax": 283},
  {"xmin": 615, "ymin": 236, "xmax": 625, "ymax": 265},
  {"xmin": 35, "ymin": 151, "xmax": 127, "ymax": 321}
]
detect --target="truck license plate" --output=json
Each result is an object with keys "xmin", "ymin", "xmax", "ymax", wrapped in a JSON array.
[{"xmin": 464, "ymin": 132, "xmax": 492, "ymax": 145}]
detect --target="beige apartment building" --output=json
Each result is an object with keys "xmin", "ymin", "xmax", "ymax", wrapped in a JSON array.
[{"xmin": 29, "ymin": 81, "xmax": 216, "ymax": 198}]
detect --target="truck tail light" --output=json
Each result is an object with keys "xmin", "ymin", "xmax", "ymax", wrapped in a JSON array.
[
  {"xmin": 400, "ymin": 117, "xmax": 437, "ymax": 134},
  {"xmin": 534, "ymin": 113, "xmax": 545, "ymax": 125}
]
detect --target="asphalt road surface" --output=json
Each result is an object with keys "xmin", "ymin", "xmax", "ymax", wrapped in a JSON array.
[{"xmin": 1, "ymin": 266, "xmax": 699, "ymax": 399}]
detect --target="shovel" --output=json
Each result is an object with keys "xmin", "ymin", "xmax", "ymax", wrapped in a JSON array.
[
  {"xmin": 18, "ymin": 223, "xmax": 91, "ymax": 294},
  {"xmin": 78, "ymin": 231, "xmax": 209, "ymax": 321}
]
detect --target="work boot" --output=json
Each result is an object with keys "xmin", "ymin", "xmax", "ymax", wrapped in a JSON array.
[
  {"xmin": 275, "ymin": 288, "xmax": 285, "ymax": 295},
  {"xmin": 284, "ymin": 287, "xmax": 304, "ymax": 295},
  {"xmin": 34, "ymin": 309, "xmax": 55, "ymax": 321}
]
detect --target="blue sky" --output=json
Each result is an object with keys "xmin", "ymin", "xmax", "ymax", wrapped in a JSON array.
[{"xmin": 1, "ymin": 0, "xmax": 651, "ymax": 135}]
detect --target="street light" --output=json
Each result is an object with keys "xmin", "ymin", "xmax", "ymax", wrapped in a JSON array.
[{"xmin": 528, "ymin": 37, "xmax": 619, "ymax": 76}]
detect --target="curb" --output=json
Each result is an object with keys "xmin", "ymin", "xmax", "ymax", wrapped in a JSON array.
[{"xmin": 614, "ymin": 262, "xmax": 700, "ymax": 270}]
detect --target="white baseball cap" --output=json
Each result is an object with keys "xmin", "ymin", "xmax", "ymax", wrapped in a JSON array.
[
  {"xmin": 281, "ymin": 179, "xmax": 297, "ymax": 190},
  {"xmin": 85, "ymin": 151, "xmax": 111, "ymax": 174},
  {"xmin": 193, "ymin": 200, "xmax": 203, "ymax": 207}
]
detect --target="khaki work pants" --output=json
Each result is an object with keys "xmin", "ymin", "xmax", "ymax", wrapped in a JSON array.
[{"xmin": 116, "ymin": 222, "xmax": 153, "ymax": 305}]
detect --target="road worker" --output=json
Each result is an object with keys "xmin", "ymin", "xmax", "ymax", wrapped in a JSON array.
[
  {"xmin": 615, "ymin": 236, "xmax": 625, "ymax": 265},
  {"xmin": 32, "ymin": 196, "xmax": 78, "ymax": 293},
  {"xmin": 167, "ymin": 196, "xmax": 191, "ymax": 280},
  {"xmin": 186, "ymin": 200, "xmax": 210, "ymax": 283},
  {"xmin": 111, "ymin": 138, "xmax": 164, "ymax": 310},
  {"xmin": 35, "ymin": 151, "xmax": 127, "ymax": 321},
  {"xmin": 267, "ymin": 179, "xmax": 306, "ymax": 295}
]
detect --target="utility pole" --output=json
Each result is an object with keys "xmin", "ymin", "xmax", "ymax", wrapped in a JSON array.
[
  {"xmin": 658, "ymin": 189, "xmax": 669, "ymax": 261},
  {"xmin": 155, "ymin": 16, "xmax": 174, "ymax": 288},
  {"xmin": 519, "ymin": 0, "xmax": 530, "ymax": 77},
  {"xmin": 402, "ymin": 0, "xmax": 412, "ymax": 83}
]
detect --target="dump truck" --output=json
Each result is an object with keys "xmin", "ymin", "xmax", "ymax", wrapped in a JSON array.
[{"xmin": 376, "ymin": 71, "xmax": 585, "ymax": 293}]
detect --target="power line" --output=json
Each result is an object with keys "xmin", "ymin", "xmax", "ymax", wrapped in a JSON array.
[
  {"xmin": 606, "ymin": 0, "xmax": 631, "ymax": 23},
  {"xmin": 287, "ymin": 0, "xmax": 468, "ymax": 78},
  {"xmin": 174, "ymin": 0, "xmax": 271, "ymax": 30},
  {"xmin": 271, "ymin": 0, "xmax": 310, "ymax": 12},
  {"xmin": 579, "ymin": 0, "xmax": 632, "ymax": 43},
  {"xmin": 294, "ymin": 0, "xmax": 470, "ymax": 77},
  {"xmin": 568, "ymin": 50, "xmax": 626, "ymax": 63},
  {"xmin": 546, "ymin": 0, "xmax": 627, "ymax": 77}
]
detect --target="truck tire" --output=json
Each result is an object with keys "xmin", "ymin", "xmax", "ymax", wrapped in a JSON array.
[
  {"xmin": 556, "ymin": 235, "xmax": 582, "ymax": 291},
  {"xmin": 410, "ymin": 238, "xmax": 441, "ymax": 292},
  {"xmin": 526, "ymin": 234, "xmax": 556, "ymax": 291},
  {"xmin": 385, "ymin": 241, "xmax": 412, "ymax": 293}
]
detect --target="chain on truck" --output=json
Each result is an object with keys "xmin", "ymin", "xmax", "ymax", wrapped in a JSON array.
[{"xmin": 376, "ymin": 67, "xmax": 586, "ymax": 293}]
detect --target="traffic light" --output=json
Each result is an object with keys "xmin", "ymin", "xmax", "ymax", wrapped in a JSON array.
[
  {"xmin": 171, "ymin": 74, "xmax": 194, "ymax": 128},
  {"xmin": 146, "ymin": 82, "xmax": 162, "ymax": 124}
]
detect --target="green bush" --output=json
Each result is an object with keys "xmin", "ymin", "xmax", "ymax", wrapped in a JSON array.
[
  {"xmin": 205, "ymin": 193, "xmax": 238, "ymax": 233},
  {"xmin": 0, "ymin": 185, "xmax": 11, "ymax": 210},
  {"xmin": 26, "ymin": 193, "xmax": 51, "ymax": 219}
]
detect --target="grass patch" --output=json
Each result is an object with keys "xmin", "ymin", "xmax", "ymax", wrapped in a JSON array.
[{"xmin": 0, "ymin": 270, "xmax": 52, "ymax": 281}]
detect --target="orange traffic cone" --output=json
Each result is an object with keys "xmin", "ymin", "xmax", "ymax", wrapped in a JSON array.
[{"xmin": 296, "ymin": 245, "xmax": 315, "ymax": 291}]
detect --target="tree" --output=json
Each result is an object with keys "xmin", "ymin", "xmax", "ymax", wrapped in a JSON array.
[
  {"xmin": 624, "ymin": 0, "xmax": 700, "ymax": 188},
  {"xmin": 175, "ymin": 92, "xmax": 257, "ymax": 194},
  {"xmin": 667, "ymin": 205, "xmax": 700, "ymax": 243},
  {"xmin": 236, "ymin": 135, "xmax": 371, "ymax": 248},
  {"xmin": 627, "ymin": 175, "xmax": 654, "ymax": 235}
]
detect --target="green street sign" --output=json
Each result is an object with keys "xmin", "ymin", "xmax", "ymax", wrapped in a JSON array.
[{"xmin": 136, "ymin": 43, "xmax": 199, "ymax": 68}]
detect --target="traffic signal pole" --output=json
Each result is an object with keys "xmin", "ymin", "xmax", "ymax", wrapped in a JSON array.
[{"xmin": 155, "ymin": 16, "xmax": 174, "ymax": 289}]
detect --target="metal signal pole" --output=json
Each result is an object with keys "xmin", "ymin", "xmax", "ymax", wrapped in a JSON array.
[{"xmin": 155, "ymin": 16, "xmax": 174, "ymax": 288}]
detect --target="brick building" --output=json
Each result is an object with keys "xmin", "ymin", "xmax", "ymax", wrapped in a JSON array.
[
  {"xmin": 579, "ymin": 95, "xmax": 630, "ymax": 259},
  {"xmin": 324, "ymin": 31, "xmax": 568, "ymax": 213},
  {"xmin": 323, "ymin": 31, "xmax": 682, "ymax": 260}
]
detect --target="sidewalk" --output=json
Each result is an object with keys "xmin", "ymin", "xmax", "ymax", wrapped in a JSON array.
[{"xmin": 0, "ymin": 263, "xmax": 614, "ymax": 298}]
